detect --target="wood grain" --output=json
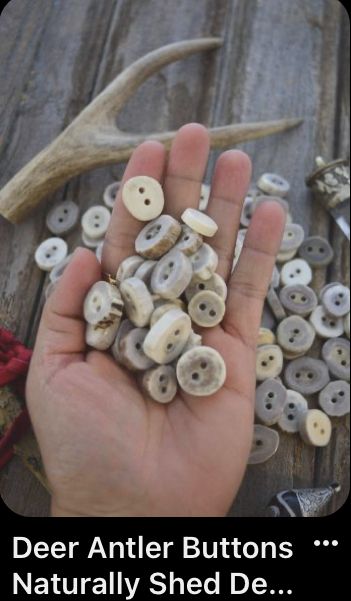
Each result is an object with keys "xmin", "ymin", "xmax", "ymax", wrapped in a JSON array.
[{"xmin": 0, "ymin": 0, "xmax": 349, "ymax": 517}]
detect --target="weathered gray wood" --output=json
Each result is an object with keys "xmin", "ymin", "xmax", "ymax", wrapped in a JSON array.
[{"xmin": 0, "ymin": 0, "xmax": 349, "ymax": 517}]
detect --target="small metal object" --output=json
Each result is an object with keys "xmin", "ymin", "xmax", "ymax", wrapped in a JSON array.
[
  {"xmin": 265, "ymin": 482, "xmax": 341, "ymax": 517},
  {"xmin": 306, "ymin": 157, "xmax": 350, "ymax": 240},
  {"xmin": 102, "ymin": 272, "xmax": 118, "ymax": 287}
]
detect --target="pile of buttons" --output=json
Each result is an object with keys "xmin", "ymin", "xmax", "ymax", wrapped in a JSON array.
[{"xmin": 34, "ymin": 171, "xmax": 350, "ymax": 461}]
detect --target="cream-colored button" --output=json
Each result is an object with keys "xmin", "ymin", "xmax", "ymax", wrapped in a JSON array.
[
  {"xmin": 188, "ymin": 290, "xmax": 225, "ymax": 327},
  {"xmin": 276, "ymin": 248, "xmax": 297, "ymax": 263},
  {"xmin": 119, "ymin": 327, "xmax": 155, "ymax": 371},
  {"xmin": 257, "ymin": 173, "xmax": 290, "ymax": 197},
  {"xmin": 183, "ymin": 330, "xmax": 202, "ymax": 352},
  {"xmin": 111, "ymin": 319, "xmax": 134, "ymax": 363},
  {"xmin": 248, "ymin": 425, "xmax": 280, "ymax": 464},
  {"xmin": 190, "ymin": 243, "xmax": 218, "ymax": 280},
  {"xmin": 141, "ymin": 365, "xmax": 178, "ymax": 403},
  {"xmin": 82, "ymin": 231, "xmax": 104, "ymax": 249},
  {"xmin": 103, "ymin": 181, "xmax": 121, "ymax": 209},
  {"xmin": 85, "ymin": 320, "xmax": 120, "ymax": 351},
  {"xmin": 309, "ymin": 305, "xmax": 344, "ymax": 338},
  {"xmin": 298, "ymin": 409, "xmax": 331, "ymax": 447},
  {"xmin": 95, "ymin": 241, "xmax": 104, "ymax": 263},
  {"xmin": 84, "ymin": 281, "xmax": 123, "ymax": 326},
  {"xmin": 122, "ymin": 175, "xmax": 164, "ymax": 221},
  {"xmin": 143, "ymin": 308, "xmax": 191, "ymax": 364},
  {"xmin": 116, "ymin": 255, "xmax": 144, "ymax": 284},
  {"xmin": 174, "ymin": 224, "xmax": 203, "ymax": 256},
  {"xmin": 318, "ymin": 381, "xmax": 350, "ymax": 417},
  {"xmin": 199, "ymin": 183, "xmax": 210, "ymax": 211},
  {"xmin": 35, "ymin": 237, "xmax": 68, "ymax": 271},
  {"xmin": 280, "ymin": 258, "xmax": 312, "ymax": 286},
  {"xmin": 255, "ymin": 378, "xmax": 287, "ymax": 426},
  {"xmin": 151, "ymin": 249, "xmax": 192, "ymax": 299},
  {"xmin": 176, "ymin": 346, "xmax": 226, "ymax": 396},
  {"xmin": 277, "ymin": 315, "xmax": 315, "ymax": 354},
  {"xmin": 49, "ymin": 253, "xmax": 73, "ymax": 283},
  {"xmin": 81, "ymin": 205, "xmax": 111, "ymax": 239},
  {"xmin": 258, "ymin": 328, "xmax": 276, "ymax": 346},
  {"xmin": 277, "ymin": 390, "xmax": 308, "ymax": 433},
  {"xmin": 256, "ymin": 345, "xmax": 283, "ymax": 381},
  {"xmin": 185, "ymin": 273, "xmax": 227, "ymax": 302},
  {"xmin": 120, "ymin": 277, "xmax": 154, "ymax": 327},
  {"xmin": 266, "ymin": 287, "xmax": 287, "ymax": 321},
  {"xmin": 279, "ymin": 223, "xmax": 305, "ymax": 252},
  {"xmin": 135, "ymin": 214, "xmax": 181, "ymax": 259},
  {"xmin": 181, "ymin": 208, "xmax": 218, "ymax": 237},
  {"xmin": 150, "ymin": 302, "xmax": 185, "ymax": 327},
  {"xmin": 46, "ymin": 200, "xmax": 79, "ymax": 235},
  {"xmin": 345, "ymin": 313, "xmax": 350, "ymax": 339},
  {"xmin": 134, "ymin": 259, "xmax": 156, "ymax": 284}
]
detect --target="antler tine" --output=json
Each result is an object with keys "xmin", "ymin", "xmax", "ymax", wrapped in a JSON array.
[{"xmin": 76, "ymin": 37, "xmax": 223, "ymax": 126}]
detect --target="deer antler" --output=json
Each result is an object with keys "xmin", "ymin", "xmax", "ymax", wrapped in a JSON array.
[{"xmin": 0, "ymin": 38, "xmax": 302, "ymax": 223}]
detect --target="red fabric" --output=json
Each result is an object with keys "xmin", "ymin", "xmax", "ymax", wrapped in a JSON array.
[{"xmin": 0, "ymin": 327, "xmax": 32, "ymax": 469}]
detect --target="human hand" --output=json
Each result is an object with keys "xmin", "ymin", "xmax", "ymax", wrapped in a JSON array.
[{"xmin": 26, "ymin": 124, "xmax": 285, "ymax": 517}]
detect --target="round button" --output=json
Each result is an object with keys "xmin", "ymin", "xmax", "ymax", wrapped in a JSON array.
[
  {"xmin": 321, "ymin": 337, "xmax": 350, "ymax": 381},
  {"xmin": 256, "ymin": 345, "xmax": 284, "ymax": 381},
  {"xmin": 279, "ymin": 284, "xmax": 318, "ymax": 316},
  {"xmin": 116, "ymin": 255, "xmax": 144, "ymax": 284},
  {"xmin": 181, "ymin": 208, "xmax": 218, "ymax": 237},
  {"xmin": 279, "ymin": 223, "xmax": 305, "ymax": 252},
  {"xmin": 49, "ymin": 253, "xmax": 73, "ymax": 283},
  {"xmin": 255, "ymin": 378, "xmax": 287, "ymax": 425},
  {"xmin": 83, "ymin": 281, "xmax": 124, "ymax": 326},
  {"xmin": 135, "ymin": 214, "xmax": 181, "ymax": 259},
  {"xmin": 111, "ymin": 319, "xmax": 134, "ymax": 364},
  {"xmin": 142, "ymin": 365, "xmax": 178, "ymax": 403},
  {"xmin": 280, "ymin": 258, "xmax": 312, "ymax": 286},
  {"xmin": 122, "ymin": 175, "xmax": 164, "ymax": 221},
  {"xmin": 134, "ymin": 259, "xmax": 157, "ymax": 285},
  {"xmin": 119, "ymin": 327, "xmax": 155, "ymax": 371},
  {"xmin": 248, "ymin": 425, "xmax": 280, "ymax": 465},
  {"xmin": 103, "ymin": 181, "xmax": 121, "ymax": 208},
  {"xmin": 310, "ymin": 305, "xmax": 344, "ymax": 338},
  {"xmin": 266, "ymin": 287, "xmax": 287, "ymax": 321},
  {"xmin": 34, "ymin": 237, "xmax": 68, "ymax": 271},
  {"xmin": 277, "ymin": 390, "xmax": 308, "ymax": 433},
  {"xmin": 298, "ymin": 236, "xmax": 334, "ymax": 267},
  {"xmin": 276, "ymin": 248, "xmax": 298, "ymax": 264},
  {"xmin": 284, "ymin": 357, "xmax": 330, "ymax": 395},
  {"xmin": 270, "ymin": 265, "xmax": 280, "ymax": 289},
  {"xmin": 174, "ymin": 224, "xmax": 203, "ymax": 256},
  {"xmin": 82, "ymin": 231, "xmax": 104, "ymax": 248},
  {"xmin": 150, "ymin": 302, "xmax": 185, "ymax": 327},
  {"xmin": 143, "ymin": 308, "xmax": 191, "ymax": 364},
  {"xmin": 188, "ymin": 290, "xmax": 226, "ymax": 327},
  {"xmin": 258, "ymin": 328, "xmax": 276, "ymax": 346},
  {"xmin": 120, "ymin": 277, "xmax": 154, "ymax": 327},
  {"xmin": 256, "ymin": 173, "xmax": 290, "ymax": 197},
  {"xmin": 81, "ymin": 205, "xmax": 111, "ymax": 239},
  {"xmin": 277, "ymin": 315, "xmax": 315, "ymax": 354},
  {"xmin": 85, "ymin": 320, "xmax": 120, "ymax": 351},
  {"xmin": 46, "ymin": 200, "xmax": 79, "ymax": 235},
  {"xmin": 321, "ymin": 283, "xmax": 350, "ymax": 318},
  {"xmin": 185, "ymin": 273, "xmax": 227, "ymax": 303},
  {"xmin": 299, "ymin": 409, "xmax": 332, "ymax": 447},
  {"xmin": 199, "ymin": 183, "xmax": 210, "ymax": 211},
  {"xmin": 151, "ymin": 249, "xmax": 192, "ymax": 300},
  {"xmin": 318, "ymin": 381, "xmax": 350, "ymax": 417},
  {"xmin": 176, "ymin": 346, "xmax": 226, "ymax": 396}
]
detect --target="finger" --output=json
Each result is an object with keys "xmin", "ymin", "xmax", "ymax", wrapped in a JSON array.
[
  {"xmin": 38, "ymin": 248, "xmax": 100, "ymax": 359},
  {"xmin": 206, "ymin": 150, "xmax": 251, "ymax": 280},
  {"xmin": 102, "ymin": 141, "xmax": 167, "ymax": 275},
  {"xmin": 163, "ymin": 123, "xmax": 209, "ymax": 218},
  {"xmin": 224, "ymin": 201, "xmax": 286, "ymax": 349}
]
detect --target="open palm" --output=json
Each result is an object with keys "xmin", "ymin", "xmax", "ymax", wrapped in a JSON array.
[{"xmin": 26, "ymin": 124, "xmax": 285, "ymax": 516}]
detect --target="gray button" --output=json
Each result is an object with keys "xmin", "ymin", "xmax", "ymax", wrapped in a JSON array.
[
  {"xmin": 318, "ymin": 380, "xmax": 350, "ymax": 416},
  {"xmin": 277, "ymin": 315, "xmax": 315, "ymax": 354},
  {"xmin": 280, "ymin": 223, "xmax": 305, "ymax": 252},
  {"xmin": 255, "ymin": 379, "xmax": 287, "ymax": 425},
  {"xmin": 248, "ymin": 425, "xmax": 280, "ymax": 464},
  {"xmin": 298, "ymin": 236, "xmax": 334, "ymax": 266},
  {"xmin": 321, "ymin": 337, "xmax": 350, "ymax": 381},
  {"xmin": 266, "ymin": 286, "xmax": 287, "ymax": 321},
  {"xmin": 284, "ymin": 357, "xmax": 330, "ymax": 394},
  {"xmin": 279, "ymin": 284, "xmax": 318, "ymax": 316},
  {"xmin": 278, "ymin": 390, "xmax": 308, "ymax": 433}
]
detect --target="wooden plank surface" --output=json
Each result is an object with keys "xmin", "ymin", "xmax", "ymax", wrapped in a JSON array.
[{"xmin": 0, "ymin": 0, "xmax": 349, "ymax": 517}]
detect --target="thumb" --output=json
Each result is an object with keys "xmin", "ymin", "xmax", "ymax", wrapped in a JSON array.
[{"xmin": 36, "ymin": 248, "xmax": 101, "ymax": 363}]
